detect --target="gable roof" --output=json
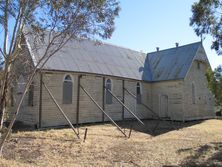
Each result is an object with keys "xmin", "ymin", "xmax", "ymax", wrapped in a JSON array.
[
  {"xmin": 26, "ymin": 37, "xmax": 152, "ymax": 81},
  {"xmin": 147, "ymin": 42, "xmax": 202, "ymax": 81},
  {"xmin": 25, "ymin": 35, "xmax": 203, "ymax": 82}
]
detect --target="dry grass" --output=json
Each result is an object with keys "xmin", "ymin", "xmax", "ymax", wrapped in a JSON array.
[{"xmin": 0, "ymin": 119, "xmax": 222, "ymax": 167}]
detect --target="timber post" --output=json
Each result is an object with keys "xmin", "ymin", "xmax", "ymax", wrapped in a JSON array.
[
  {"xmin": 38, "ymin": 73, "xmax": 43, "ymax": 128},
  {"xmin": 122, "ymin": 80, "xmax": 125, "ymax": 120},
  {"xmin": 76, "ymin": 75, "xmax": 81, "ymax": 125},
  {"xmin": 102, "ymin": 77, "xmax": 105, "ymax": 122}
]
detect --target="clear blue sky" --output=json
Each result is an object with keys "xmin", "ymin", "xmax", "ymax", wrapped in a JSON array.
[{"xmin": 103, "ymin": 0, "xmax": 222, "ymax": 69}]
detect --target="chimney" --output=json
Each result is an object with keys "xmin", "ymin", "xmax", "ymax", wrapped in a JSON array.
[
  {"xmin": 175, "ymin": 42, "xmax": 179, "ymax": 47},
  {"xmin": 156, "ymin": 47, "xmax": 159, "ymax": 52}
]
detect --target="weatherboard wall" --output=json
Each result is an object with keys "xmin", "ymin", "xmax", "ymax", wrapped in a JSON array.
[
  {"xmin": 151, "ymin": 80, "xmax": 184, "ymax": 120},
  {"xmin": 183, "ymin": 57, "xmax": 215, "ymax": 120},
  {"xmin": 30, "ymin": 72, "xmax": 151, "ymax": 127},
  {"xmin": 8, "ymin": 43, "xmax": 39, "ymax": 127}
]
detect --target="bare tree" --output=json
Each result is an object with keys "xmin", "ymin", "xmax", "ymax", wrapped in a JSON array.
[{"xmin": 0, "ymin": 0, "xmax": 120, "ymax": 154}]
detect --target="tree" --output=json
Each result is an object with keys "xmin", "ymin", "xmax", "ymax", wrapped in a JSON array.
[
  {"xmin": 206, "ymin": 66, "xmax": 222, "ymax": 111},
  {"xmin": 190, "ymin": 0, "xmax": 222, "ymax": 54},
  {"xmin": 0, "ymin": 0, "xmax": 120, "ymax": 154}
]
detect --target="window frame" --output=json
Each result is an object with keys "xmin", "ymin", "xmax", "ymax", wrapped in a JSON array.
[
  {"xmin": 62, "ymin": 74, "xmax": 73, "ymax": 104},
  {"xmin": 105, "ymin": 78, "xmax": 113, "ymax": 105},
  {"xmin": 136, "ymin": 82, "xmax": 142, "ymax": 104},
  {"xmin": 197, "ymin": 61, "xmax": 200, "ymax": 70},
  {"xmin": 192, "ymin": 82, "xmax": 196, "ymax": 104},
  {"xmin": 17, "ymin": 75, "xmax": 26, "ymax": 95}
]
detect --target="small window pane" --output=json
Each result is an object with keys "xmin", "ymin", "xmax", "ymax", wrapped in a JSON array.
[{"xmin": 64, "ymin": 75, "xmax": 72, "ymax": 81}]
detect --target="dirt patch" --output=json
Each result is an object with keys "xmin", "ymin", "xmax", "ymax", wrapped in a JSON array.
[{"xmin": 0, "ymin": 119, "xmax": 222, "ymax": 167}]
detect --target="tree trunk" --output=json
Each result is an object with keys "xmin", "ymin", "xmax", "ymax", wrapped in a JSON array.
[
  {"xmin": 0, "ymin": 83, "xmax": 8, "ymax": 130},
  {"xmin": 0, "ymin": 63, "xmax": 11, "ymax": 130}
]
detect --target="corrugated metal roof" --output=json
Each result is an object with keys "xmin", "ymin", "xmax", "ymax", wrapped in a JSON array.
[
  {"xmin": 147, "ymin": 42, "xmax": 201, "ymax": 81},
  {"xmin": 25, "ymin": 34, "xmax": 202, "ymax": 82},
  {"xmin": 26, "ymin": 37, "xmax": 152, "ymax": 81}
]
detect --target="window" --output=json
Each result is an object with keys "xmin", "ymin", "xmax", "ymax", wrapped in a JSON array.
[
  {"xmin": 63, "ymin": 75, "xmax": 73, "ymax": 104},
  {"xmin": 28, "ymin": 83, "xmax": 34, "ymax": 106},
  {"xmin": 105, "ymin": 79, "xmax": 112, "ymax": 104},
  {"xmin": 204, "ymin": 96, "xmax": 207, "ymax": 104},
  {"xmin": 192, "ymin": 83, "xmax": 195, "ymax": 104},
  {"xmin": 17, "ymin": 76, "xmax": 25, "ymax": 94},
  {"xmin": 136, "ymin": 82, "xmax": 142, "ymax": 104},
  {"xmin": 11, "ymin": 88, "xmax": 14, "ymax": 107},
  {"xmin": 197, "ymin": 62, "xmax": 200, "ymax": 69}
]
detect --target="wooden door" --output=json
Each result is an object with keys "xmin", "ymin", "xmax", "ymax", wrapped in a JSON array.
[{"xmin": 159, "ymin": 95, "xmax": 168, "ymax": 118}]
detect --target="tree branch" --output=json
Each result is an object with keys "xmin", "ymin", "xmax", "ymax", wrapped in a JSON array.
[{"xmin": 3, "ymin": 0, "xmax": 9, "ymax": 55}]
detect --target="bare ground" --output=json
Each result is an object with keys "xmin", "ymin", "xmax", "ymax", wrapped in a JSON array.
[{"xmin": 0, "ymin": 119, "xmax": 222, "ymax": 167}]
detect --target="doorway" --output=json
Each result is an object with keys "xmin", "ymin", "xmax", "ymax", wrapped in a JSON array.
[{"xmin": 159, "ymin": 95, "xmax": 168, "ymax": 118}]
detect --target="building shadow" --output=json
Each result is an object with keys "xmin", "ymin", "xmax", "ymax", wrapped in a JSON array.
[
  {"xmin": 8, "ymin": 119, "xmax": 204, "ymax": 138},
  {"xmin": 118, "ymin": 119, "xmax": 204, "ymax": 136}
]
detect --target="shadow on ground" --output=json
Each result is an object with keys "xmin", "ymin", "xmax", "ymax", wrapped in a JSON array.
[
  {"xmin": 177, "ymin": 142, "xmax": 222, "ymax": 167},
  {"xmin": 118, "ymin": 119, "xmax": 203, "ymax": 136},
  {"xmin": 4, "ymin": 121, "xmax": 36, "ymax": 132},
  {"xmin": 7, "ymin": 119, "xmax": 205, "ymax": 137}
]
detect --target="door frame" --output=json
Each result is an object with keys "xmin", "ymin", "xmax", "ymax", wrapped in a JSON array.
[{"xmin": 159, "ymin": 94, "xmax": 168, "ymax": 118}]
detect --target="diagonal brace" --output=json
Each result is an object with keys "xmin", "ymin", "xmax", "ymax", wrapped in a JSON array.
[
  {"xmin": 105, "ymin": 87, "xmax": 144, "ymax": 126},
  {"xmin": 43, "ymin": 82, "xmax": 80, "ymax": 139},
  {"xmin": 80, "ymin": 84, "xmax": 128, "ymax": 137},
  {"xmin": 124, "ymin": 87, "xmax": 176, "ymax": 131}
]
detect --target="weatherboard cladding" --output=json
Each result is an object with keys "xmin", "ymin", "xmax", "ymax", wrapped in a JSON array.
[{"xmin": 26, "ymin": 37, "xmax": 201, "ymax": 82}]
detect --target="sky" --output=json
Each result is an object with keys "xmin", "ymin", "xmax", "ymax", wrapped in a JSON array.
[
  {"xmin": 103, "ymin": 0, "xmax": 222, "ymax": 69},
  {"xmin": 0, "ymin": 1, "xmax": 221, "ymax": 69}
]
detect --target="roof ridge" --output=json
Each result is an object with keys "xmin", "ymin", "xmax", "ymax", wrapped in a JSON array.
[
  {"xmin": 147, "ymin": 41, "xmax": 201, "ymax": 55},
  {"xmin": 100, "ymin": 40, "xmax": 146, "ymax": 55},
  {"xmin": 70, "ymin": 38, "xmax": 147, "ymax": 56}
]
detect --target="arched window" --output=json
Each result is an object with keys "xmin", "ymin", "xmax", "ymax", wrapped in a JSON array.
[
  {"xmin": 63, "ymin": 75, "xmax": 73, "ymax": 104},
  {"xmin": 28, "ymin": 82, "xmax": 34, "ymax": 106},
  {"xmin": 136, "ymin": 82, "xmax": 142, "ymax": 104},
  {"xmin": 197, "ymin": 61, "xmax": 200, "ymax": 69},
  {"xmin": 105, "ymin": 79, "xmax": 112, "ymax": 104},
  {"xmin": 192, "ymin": 82, "xmax": 195, "ymax": 104},
  {"xmin": 17, "ymin": 76, "xmax": 25, "ymax": 94}
]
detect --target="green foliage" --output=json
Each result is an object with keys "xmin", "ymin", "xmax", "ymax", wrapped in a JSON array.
[
  {"xmin": 206, "ymin": 65, "xmax": 222, "ymax": 109},
  {"xmin": 0, "ymin": 0, "xmax": 120, "ymax": 56},
  {"xmin": 0, "ymin": 0, "xmax": 120, "ymax": 131},
  {"xmin": 190, "ymin": 0, "xmax": 222, "ymax": 54}
]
